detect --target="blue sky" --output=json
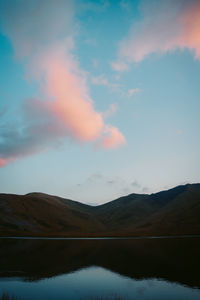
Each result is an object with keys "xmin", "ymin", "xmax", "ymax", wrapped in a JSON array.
[{"xmin": 0, "ymin": 0, "xmax": 200, "ymax": 204}]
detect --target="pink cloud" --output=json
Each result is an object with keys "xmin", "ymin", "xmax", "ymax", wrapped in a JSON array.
[
  {"xmin": 100, "ymin": 126, "xmax": 126, "ymax": 149},
  {"xmin": 0, "ymin": 158, "xmax": 9, "ymax": 167},
  {"xmin": 0, "ymin": 1, "xmax": 126, "ymax": 167},
  {"xmin": 114, "ymin": 0, "xmax": 200, "ymax": 65},
  {"xmin": 39, "ymin": 49, "xmax": 104, "ymax": 142},
  {"xmin": 178, "ymin": 1, "xmax": 200, "ymax": 59},
  {"xmin": 0, "ymin": 156, "xmax": 15, "ymax": 167},
  {"xmin": 0, "ymin": 54, "xmax": 126, "ymax": 167}
]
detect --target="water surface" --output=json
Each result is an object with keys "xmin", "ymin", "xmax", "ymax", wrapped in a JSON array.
[{"xmin": 0, "ymin": 237, "xmax": 199, "ymax": 299}]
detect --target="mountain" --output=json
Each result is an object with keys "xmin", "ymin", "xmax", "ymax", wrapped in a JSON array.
[{"xmin": 0, "ymin": 183, "xmax": 200, "ymax": 237}]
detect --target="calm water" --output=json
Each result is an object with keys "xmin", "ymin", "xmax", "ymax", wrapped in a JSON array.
[{"xmin": 0, "ymin": 237, "xmax": 199, "ymax": 299}]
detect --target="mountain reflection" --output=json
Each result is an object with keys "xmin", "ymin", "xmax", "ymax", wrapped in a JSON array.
[{"xmin": 0, "ymin": 237, "xmax": 199, "ymax": 289}]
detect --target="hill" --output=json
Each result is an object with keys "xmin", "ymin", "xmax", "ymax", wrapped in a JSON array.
[{"xmin": 0, "ymin": 183, "xmax": 199, "ymax": 236}]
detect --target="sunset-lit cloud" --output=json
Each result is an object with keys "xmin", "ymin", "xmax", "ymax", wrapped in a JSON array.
[
  {"xmin": 0, "ymin": 0, "xmax": 199, "ymax": 202},
  {"xmin": 112, "ymin": 0, "xmax": 200, "ymax": 68},
  {"xmin": 39, "ymin": 48, "xmax": 104, "ymax": 142},
  {"xmin": 100, "ymin": 126, "xmax": 126, "ymax": 149},
  {"xmin": 0, "ymin": 0, "xmax": 125, "ymax": 167},
  {"xmin": 0, "ymin": 158, "xmax": 11, "ymax": 167}
]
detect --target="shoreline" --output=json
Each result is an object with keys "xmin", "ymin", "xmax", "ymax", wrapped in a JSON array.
[{"xmin": 0, "ymin": 234, "xmax": 200, "ymax": 240}]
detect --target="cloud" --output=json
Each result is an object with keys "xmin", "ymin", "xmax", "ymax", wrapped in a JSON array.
[
  {"xmin": 92, "ymin": 59, "xmax": 99, "ymax": 68},
  {"xmin": 112, "ymin": 0, "xmax": 200, "ymax": 67},
  {"xmin": 0, "ymin": 158, "xmax": 11, "ymax": 167},
  {"xmin": 103, "ymin": 103, "xmax": 118, "ymax": 119},
  {"xmin": 120, "ymin": 0, "xmax": 131, "ymax": 11},
  {"xmin": 73, "ymin": 174, "xmax": 150, "ymax": 204},
  {"xmin": 92, "ymin": 74, "xmax": 139, "ymax": 100},
  {"xmin": 142, "ymin": 187, "xmax": 150, "ymax": 193},
  {"xmin": 110, "ymin": 61, "xmax": 129, "ymax": 72},
  {"xmin": 0, "ymin": 0, "xmax": 125, "ymax": 167},
  {"xmin": 107, "ymin": 180, "xmax": 115, "ymax": 185},
  {"xmin": 131, "ymin": 180, "xmax": 140, "ymax": 188},
  {"xmin": 79, "ymin": 0, "xmax": 110, "ymax": 13},
  {"xmin": 0, "ymin": 0, "xmax": 74, "ymax": 59},
  {"xmin": 91, "ymin": 74, "xmax": 119, "ymax": 90},
  {"xmin": 39, "ymin": 47, "xmax": 104, "ymax": 142},
  {"xmin": 100, "ymin": 126, "xmax": 126, "ymax": 149},
  {"xmin": 91, "ymin": 75, "xmax": 109, "ymax": 86},
  {"xmin": 128, "ymin": 88, "xmax": 140, "ymax": 97},
  {"xmin": 0, "ymin": 106, "xmax": 8, "ymax": 118},
  {"xmin": 0, "ymin": 100, "xmax": 67, "ymax": 164}
]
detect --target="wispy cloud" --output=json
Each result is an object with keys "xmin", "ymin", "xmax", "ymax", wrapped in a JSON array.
[
  {"xmin": 110, "ymin": 61, "xmax": 129, "ymax": 72},
  {"xmin": 91, "ymin": 75, "xmax": 110, "ymax": 86},
  {"xmin": 112, "ymin": 0, "xmax": 200, "ymax": 68},
  {"xmin": 0, "ymin": 0, "xmax": 125, "ymax": 167},
  {"xmin": 92, "ymin": 74, "xmax": 139, "ymax": 100},
  {"xmin": 73, "ymin": 174, "xmax": 150, "ymax": 204},
  {"xmin": 103, "ymin": 103, "xmax": 118, "ymax": 119},
  {"xmin": 92, "ymin": 59, "xmax": 99, "ymax": 68},
  {"xmin": 128, "ymin": 88, "xmax": 140, "ymax": 97},
  {"xmin": 91, "ymin": 74, "xmax": 119, "ymax": 89},
  {"xmin": 119, "ymin": 0, "xmax": 131, "ymax": 11},
  {"xmin": 99, "ymin": 126, "xmax": 126, "ymax": 149},
  {"xmin": 131, "ymin": 180, "xmax": 140, "ymax": 188},
  {"xmin": 0, "ymin": 106, "xmax": 8, "ymax": 118},
  {"xmin": 79, "ymin": 0, "xmax": 110, "ymax": 13}
]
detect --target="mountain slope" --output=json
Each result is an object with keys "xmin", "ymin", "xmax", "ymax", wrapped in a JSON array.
[
  {"xmin": 0, "ymin": 192, "xmax": 104, "ymax": 236},
  {"xmin": 93, "ymin": 183, "xmax": 200, "ymax": 235},
  {"xmin": 0, "ymin": 183, "xmax": 199, "ymax": 236}
]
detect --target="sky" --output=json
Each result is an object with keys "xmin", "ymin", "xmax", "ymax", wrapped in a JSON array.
[{"xmin": 0, "ymin": 0, "xmax": 200, "ymax": 204}]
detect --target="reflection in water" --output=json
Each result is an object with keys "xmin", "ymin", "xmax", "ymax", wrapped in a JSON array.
[
  {"xmin": 0, "ymin": 293, "xmax": 17, "ymax": 300},
  {"xmin": 0, "ymin": 237, "xmax": 199, "ymax": 299}
]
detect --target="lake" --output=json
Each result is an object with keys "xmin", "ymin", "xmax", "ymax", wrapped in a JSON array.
[{"xmin": 0, "ymin": 237, "xmax": 199, "ymax": 299}]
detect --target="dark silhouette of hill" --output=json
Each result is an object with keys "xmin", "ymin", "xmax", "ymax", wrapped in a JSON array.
[{"xmin": 0, "ymin": 183, "xmax": 199, "ymax": 236}]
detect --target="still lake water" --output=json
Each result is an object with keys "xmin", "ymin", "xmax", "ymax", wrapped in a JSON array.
[{"xmin": 0, "ymin": 237, "xmax": 199, "ymax": 300}]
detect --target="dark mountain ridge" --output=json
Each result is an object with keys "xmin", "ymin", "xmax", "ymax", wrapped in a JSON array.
[{"xmin": 0, "ymin": 183, "xmax": 200, "ymax": 237}]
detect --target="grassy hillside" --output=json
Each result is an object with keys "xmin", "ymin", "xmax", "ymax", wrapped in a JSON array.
[
  {"xmin": 0, "ymin": 183, "xmax": 199, "ymax": 236},
  {"xmin": 0, "ymin": 192, "xmax": 104, "ymax": 236}
]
